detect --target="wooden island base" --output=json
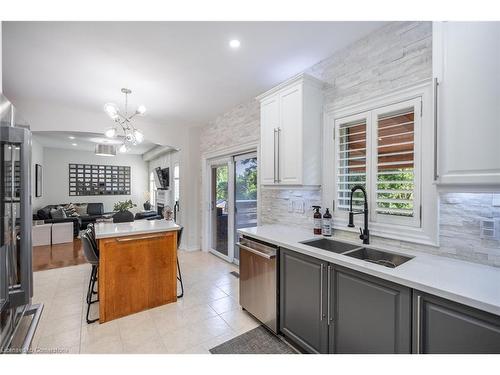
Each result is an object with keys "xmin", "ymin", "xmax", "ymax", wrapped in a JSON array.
[{"xmin": 98, "ymin": 230, "xmax": 178, "ymax": 323}]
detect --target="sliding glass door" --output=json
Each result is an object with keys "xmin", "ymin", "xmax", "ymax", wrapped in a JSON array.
[
  {"xmin": 233, "ymin": 152, "xmax": 257, "ymax": 262},
  {"xmin": 208, "ymin": 151, "xmax": 258, "ymax": 264},
  {"xmin": 210, "ymin": 161, "xmax": 230, "ymax": 258}
]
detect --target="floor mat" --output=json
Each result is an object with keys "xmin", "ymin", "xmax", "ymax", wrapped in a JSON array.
[{"xmin": 209, "ymin": 326, "xmax": 297, "ymax": 354}]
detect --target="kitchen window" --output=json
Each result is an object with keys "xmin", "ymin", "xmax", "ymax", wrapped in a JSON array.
[{"xmin": 324, "ymin": 82, "xmax": 437, "ymax": 245}]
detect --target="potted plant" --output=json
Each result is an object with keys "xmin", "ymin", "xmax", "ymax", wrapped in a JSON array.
[
  {"xmin": 143, "ymin": 191, "xmax": 152, "ymax": 211},
  {"xmin": 113, "ymin": 199, "xmax": 137, "ymax": 223}
]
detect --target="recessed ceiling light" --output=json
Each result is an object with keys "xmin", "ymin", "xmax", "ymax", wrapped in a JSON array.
[
  {"xmin": 229, "ymin": 39, "xmax": 241, "ymax": 49},
  {"xmin": 72, "ymin": 143, "xmax": 77, "ymax": 146},
  {"xmin": 68, "ymin": 136, "xmax": 75, "ymax": 140}
]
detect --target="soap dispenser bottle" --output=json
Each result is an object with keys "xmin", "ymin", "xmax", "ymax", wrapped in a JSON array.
[
  {"xmin": 322, "ymin": 208, "xmax": 333, "ymax": 237},
  {"xmin": 312, "ymin": 206, "xmax": 322, "ymax": 235}
]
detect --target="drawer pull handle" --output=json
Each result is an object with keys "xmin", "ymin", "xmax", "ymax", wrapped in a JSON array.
[{"xmin": 116, "ymin": 234, "xmax": 166, "ymax": 242}]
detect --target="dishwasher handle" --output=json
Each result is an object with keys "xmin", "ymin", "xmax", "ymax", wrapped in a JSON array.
[{"xmin": 236, "ymin": 243, "xmax": 276, "ymax": 259}]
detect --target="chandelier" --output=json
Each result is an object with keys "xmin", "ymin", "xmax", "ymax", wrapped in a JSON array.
[{"xmin": 103, "ymin": 88, "xmax": 146, "ymax": 153}]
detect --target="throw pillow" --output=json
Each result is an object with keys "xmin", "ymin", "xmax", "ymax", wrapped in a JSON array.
[
  {"xmin": 75, "ymin": 204, "xmax": 88, "ymax": 216},
  {"xmin": 64, "ymin": 203, "xmax": 77, "ymax": 216},
  {"xmin": 50, "ymin": 208, "xmax": 67, "ymax": 219},
  {"xmin": 37, "ymin": 208, "xmax": 49, "ymax": 220}
]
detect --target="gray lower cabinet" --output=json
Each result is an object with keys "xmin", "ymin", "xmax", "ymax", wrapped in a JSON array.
[
  {"xmin": 280, "ymin": 248, "xmax": 328, "ymax": 353},
  {"xmin": 413, "ymin": 291, "xmax": 500, "ymax": 353},
  {"xmin": 279, "ymin": 248, "xmax": 500, "ymax": 354},
  {"xmin": 329, "ymin": 266, "xmax": 411, "ymax": 353}
]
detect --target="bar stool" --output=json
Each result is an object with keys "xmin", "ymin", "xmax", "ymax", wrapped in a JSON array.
[
  {"xmin": 86, "ymin": 223, "xmax": 99, "ymax": 256},
  {"xmin": 86, "ymin": 223, "xmax": 99, "ymax": 297},
  {"xmin": 81, "ymin": 229, "xmax": 99, "ymax": 324},
  {"xmin": 177, "ymin": 226, "xmax": 184, "ymax": 298}
]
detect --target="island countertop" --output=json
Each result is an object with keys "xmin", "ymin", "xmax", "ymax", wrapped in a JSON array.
[{"xmin": 94, "ymin": 219, "xmax": 180, "ymax": 239}]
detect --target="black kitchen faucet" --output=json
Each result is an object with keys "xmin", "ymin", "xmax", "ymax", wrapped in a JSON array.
[{"xmin": 348, "ymin": 185, "xmax": 370, "ymax": 245}]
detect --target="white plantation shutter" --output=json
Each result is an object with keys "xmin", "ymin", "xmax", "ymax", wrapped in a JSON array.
[
  {"xmin": 334, "ymin": 98, "xmax": 421, "ymax": 228},
  {"xmin": 372, "ymin": 98, "xmax": 421, "ymax": 226},
  {"xmin": 336, "ymin": 114, "xmax": 369, "ymax": 212}
]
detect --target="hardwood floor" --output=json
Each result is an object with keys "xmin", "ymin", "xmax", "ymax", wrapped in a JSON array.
[{"xmin": 33, "ymin": 239, "xmax": 87, "ymax": 271}]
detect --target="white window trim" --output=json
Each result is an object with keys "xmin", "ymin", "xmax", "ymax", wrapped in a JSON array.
[{"xmin": 323, "ymin": 80, "xmax": 439, "ymax": 246}]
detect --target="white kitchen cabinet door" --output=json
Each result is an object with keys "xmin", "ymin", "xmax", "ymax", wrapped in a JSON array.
[
  {"xmin": 279, "ymin": 84, "xmax": 303, "ymax": 185},
  {"xmin": 434, "ymin": 22, "xmax": 500, "ymax": 186},
  {"xmin": 257, "ymin": 74, "xmax": 323, "ymax": 186},
  {"xmin": 260, "ymin": 96, "xmax": 280, "ymax": 185}
]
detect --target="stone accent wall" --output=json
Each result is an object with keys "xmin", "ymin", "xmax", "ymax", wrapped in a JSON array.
[
  {"xmin": 307, "ymin": 21, "xmax": 432, "ymax": 110},
  {"xmin": 200, "ymin": 100, "xmax": 259, "ymax": 155}
]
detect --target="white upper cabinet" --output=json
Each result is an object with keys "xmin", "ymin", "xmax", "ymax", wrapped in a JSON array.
[
  {"xmin": 257, "ymin": 74, "xmax": 324, "ymax": 186},
  {"xmin": 433, "ymin": 22, "xmax": 500, "ymax": 186}
]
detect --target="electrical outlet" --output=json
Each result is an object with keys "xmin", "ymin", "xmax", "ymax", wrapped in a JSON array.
[{"xmin": 480, "ymin": 219, "xmax": 498, "ymax": 239}]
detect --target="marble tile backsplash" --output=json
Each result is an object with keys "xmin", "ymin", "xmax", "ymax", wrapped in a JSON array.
[
  {"xmin": 261, "ymin": 190, "xmax": 500, "ymax": 267},
  {"xmin": 439, "ymin": 193, "xmax": 500, "ymax": 266}
]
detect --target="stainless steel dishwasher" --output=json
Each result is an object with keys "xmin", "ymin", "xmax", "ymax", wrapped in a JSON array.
[{"xmin": 237, "ymin": 236, "xmax": 278, "ymax": 333}]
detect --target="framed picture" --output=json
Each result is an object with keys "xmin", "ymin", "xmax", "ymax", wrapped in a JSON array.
[{"xmin": 35, "ymin": 164, "xmax": 43, "ymax": 197}]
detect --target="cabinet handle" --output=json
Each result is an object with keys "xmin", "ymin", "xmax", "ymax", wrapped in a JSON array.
[
  {"xmin": 416, "ymin": 294, "xmax": 422, "ymax": 354},
  {"xmin": 327, "ymin": 265, "xmax": 332, "ymax": 325},
  {"xmin": 276, "ymin": 127, "xmax": 281, "ymax": 183},
  {"xmin": 433, "ymin": 77, "xmax": 439, "ymax": 181},
  {"xmin": 236, "ymin": 243, "xmax": 275, "ymax": 259},
  {"xmin": 273, "ymin": 128, "xmax": 278, "ymax": 183},
  {"xmin": 116, "ymin": 234, "xmax": 165, "ymax": 242},
  {"xmin": 320, "ymin": 264, "xmax": 324, "ymax": 321}
]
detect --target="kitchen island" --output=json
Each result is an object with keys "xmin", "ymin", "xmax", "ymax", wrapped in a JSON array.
[{"xmin": 94, "ymin": 220, "xmax": 181, "ymax": 323}]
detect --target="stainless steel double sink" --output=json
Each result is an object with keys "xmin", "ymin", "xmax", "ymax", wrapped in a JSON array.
[{"xmin": 299, "ymin": 238, "xmax": 413, "ymax": 268}]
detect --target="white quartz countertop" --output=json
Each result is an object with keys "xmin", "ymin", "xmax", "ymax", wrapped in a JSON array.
[
  {"xmin": 238, "ymin": 224, "xmax": 500, "ymax": 316},
  {"xmin": 94, "ymin": 220, "xmax": 180, "ymax": 239}
]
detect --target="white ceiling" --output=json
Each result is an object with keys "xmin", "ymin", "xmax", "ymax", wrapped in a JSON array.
[
  {"xmin": 3, "ymin": 21, "xmax": 386, "ymax": 128},
  {"xmin": 33, "ymin": 131, "xmax": 158, "ymax": 155}
]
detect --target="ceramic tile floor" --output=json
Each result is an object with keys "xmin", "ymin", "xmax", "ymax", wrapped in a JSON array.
[{"xmin": 30, "ymin": 251, "xmax": 260, "ymax": 354}]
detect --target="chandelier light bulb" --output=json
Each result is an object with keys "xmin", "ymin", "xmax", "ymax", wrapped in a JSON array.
[
  {"xmin": 136, "ymin": 105, "xmax": 146, "ymax": 115},
  {"xmin": 118, "ymin": 144, "xmax": 128, "ymax": 153},
  {"xmin": 134, "ymin": 129, "xmax": 144, "ymax": 144},
  {"xmin": 104, "ymin": 127, "xmax": 117, "ymax": 138},
  {"xmin": 104, "ymin": 103, "xmax": 119, "ymax": 120}
]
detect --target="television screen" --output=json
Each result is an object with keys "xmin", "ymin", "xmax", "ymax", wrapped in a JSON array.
[{"xmin": 154, "ymin": 167, "xmax": 169, "ymax": 190}]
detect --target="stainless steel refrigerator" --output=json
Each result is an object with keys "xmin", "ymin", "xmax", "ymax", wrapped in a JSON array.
[{"xmin": 0, "ymin": 94, "xmax": 43, "ymax": 354}]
